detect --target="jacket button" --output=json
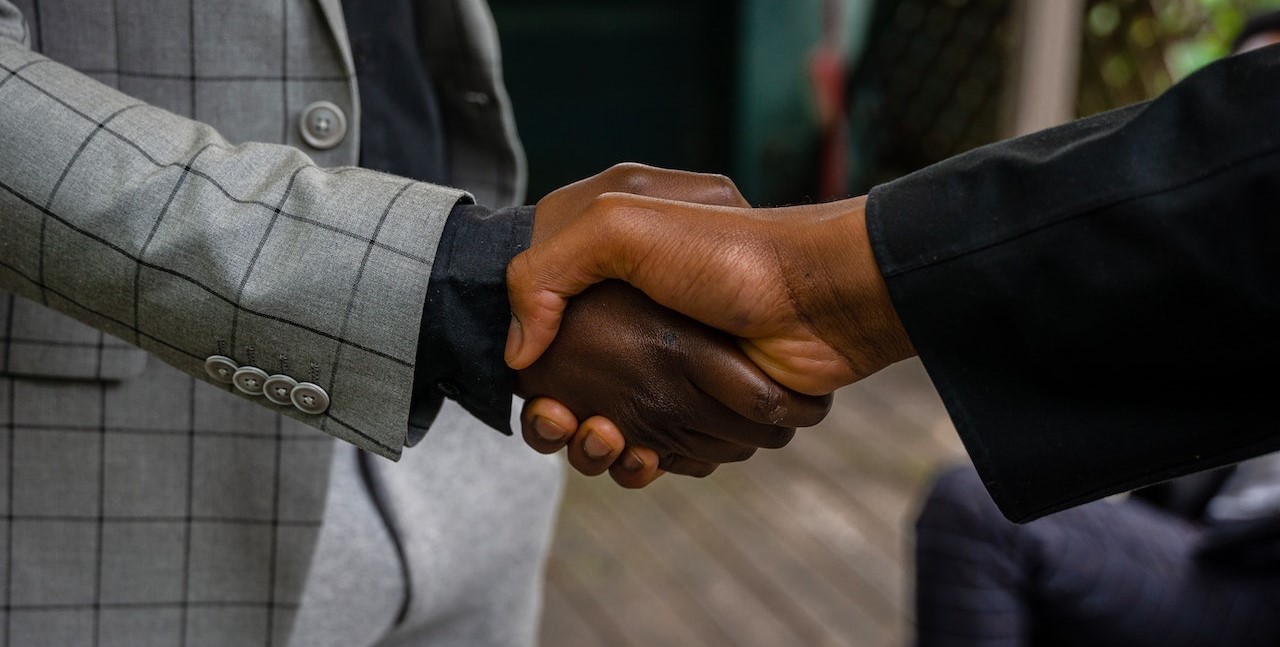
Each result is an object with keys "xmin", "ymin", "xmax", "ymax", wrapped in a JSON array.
[
  {"xmin": 232, "ymin": 366, "xmax": 270, "ymax": 395},
  {"xmin": 436, "ymin": 380, "xmax": 461, "ymax": 398},
  {"xmin": 263, "ymin": 374, "xmax": 299, "ymax": 406},
  {"xmin": 291, "ymin": 382, "xmax": 331, "ymax": 415},
  {"xmin": 204, "ymin": 355, "xmax": 239, "ymax": 384},
  {"xmin": 298, "ymin": 101, "xmax": 347, "ymax": 150}
]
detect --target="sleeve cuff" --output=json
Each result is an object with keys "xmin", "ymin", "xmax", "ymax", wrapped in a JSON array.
[{"xmin": 407, "ymin": 201, "xmax": 534, "ymax": 444}]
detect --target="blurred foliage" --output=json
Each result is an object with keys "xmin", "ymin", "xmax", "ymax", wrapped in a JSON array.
[{"xmin": 1077, "ymin": 0, "xmax": 1280, "ymax": 116}]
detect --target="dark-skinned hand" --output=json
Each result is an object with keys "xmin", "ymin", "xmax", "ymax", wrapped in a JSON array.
[
  {"xmin": 515, "ymin": 280, "xmax": 831, "ymax": 482},
  {"xmin": 514, "ymin": 163, "xmax": 832, "ymax": 487}
]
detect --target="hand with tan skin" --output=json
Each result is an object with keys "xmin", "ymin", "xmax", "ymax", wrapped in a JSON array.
[
  {"xmin": 515, "ymin": 164, "xmax": 833, "ymax": 487},
  {"xmin": 511, "ymin": 164, "xmax": 917, "ymax": 480},
  {"xmin": 508, "ymin": 164, "xmax": 915, "ymax": 394}
]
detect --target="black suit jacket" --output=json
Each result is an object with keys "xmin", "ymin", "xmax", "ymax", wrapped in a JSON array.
[{"xmin": 867, "ymin": 45, "xmax": 1280, "ymax": 523}]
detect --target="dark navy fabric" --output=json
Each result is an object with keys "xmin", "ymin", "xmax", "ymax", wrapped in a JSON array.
[
  {"xmin": 914, "ymin": 466, "xmax": 1280, "ymax": 647},
  {"xmin": 341, "ymin": 1, "xmax": 533, "ymax": 440},
  {"xmin": 342, "ymin": 0, "xmax": 449, "ymax": 184},
  {"xmin": 412, "ymin": 205, "xmax": 534, "ymax": 442}
]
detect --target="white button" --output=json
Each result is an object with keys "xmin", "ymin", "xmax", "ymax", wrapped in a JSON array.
[
  {"xmin": 298, "ymin": 101, "xmax": 347, "ymax": 150},
  {"xmin": 291, "ymin": 382, "xmax": 331, "ymax": 415},
  {"xmin": 263, "ymin": 374, "xmax": 299, "ymax": 406},
  {"xmin": 204, "ymin": 355, "xmax": 239, "ymax": 384},
  {"xmin": 232, "ymin": 366, "xmax": 269, "ymax": 395}
]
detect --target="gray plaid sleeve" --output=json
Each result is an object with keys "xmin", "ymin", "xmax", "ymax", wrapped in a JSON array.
[{"xmin": 0, "ymin": 40, "xmax": 466, "ymax": 460}]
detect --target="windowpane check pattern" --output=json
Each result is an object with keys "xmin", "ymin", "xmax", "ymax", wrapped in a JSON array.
[
  {"xmin": 0, "ymin": 0, "xmax": 507, "ymax": 643},
  {"xmin": 0, "ymin": 41, "xmax": 467, "ymax": 459},
  {"xmin": 1, "ymin": 363, "xmax": 334, "ymax": 646}
]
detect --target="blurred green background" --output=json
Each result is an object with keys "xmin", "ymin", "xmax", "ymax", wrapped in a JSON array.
[
  {"xmin": 488, "ymin": 0, "xmax": 1280, "ymax": 204},
  {"xmin": 489, "ymin": 0, "xmax": 873, "ymax": 205}
]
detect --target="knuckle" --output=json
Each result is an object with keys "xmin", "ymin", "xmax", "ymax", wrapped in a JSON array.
[
  {"xmin": 792, "ymin": 393, "xmax": 834, "ymax": 427},
  {"xmin": 751, "ymin": 382, "xmax": 787, "ymax": 424},
  {"xmin": 586, "ymin": 192, "xmax": 639, "ymax": 223},
  {"xmin": 604, "ymin": 162, "xmax": 652, "ymax": 192},
  {"xmin": 661, "ymin": 455, "xmax": 718, "ymax": 478},
  {"xmin": 761, "ymin": 426, "xmax": 796, "ymax": 450},
  {"xmin": 612, "ymin": 468, "xmax": 652, "ymax": 490},
  {"xmin": 707, "ymin": 174, "xmax": 742, "ymax": 204},
  {"xmin": 505, "ymin": 252, "xmax": 530, "ymax": 290},
  {"xmin": 688, "ymin": 462, "xmax": 719, "ymax": 478},
  {"xmin": 654, "ymin": 428, "xmax": 693, "ymax": 459}
]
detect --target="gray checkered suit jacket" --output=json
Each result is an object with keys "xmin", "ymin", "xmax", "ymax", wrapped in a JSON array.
[{"xmin": 0, "ymin": 1, "xmax": 561, "ymax": 645}]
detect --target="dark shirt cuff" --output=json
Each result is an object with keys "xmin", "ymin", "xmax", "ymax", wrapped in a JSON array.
[{"xmin": 407, "ymin": 201, "xmax": 534, "ymax": 445}]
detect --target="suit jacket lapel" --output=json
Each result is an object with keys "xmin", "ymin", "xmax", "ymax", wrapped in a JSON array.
[
  {"xmin": 313, "ymin": 0, "xmax": 357, "ymax": 79},
  {"xmin": 311, "ymin": 0, "xmax": 361, "ymax": 155}
]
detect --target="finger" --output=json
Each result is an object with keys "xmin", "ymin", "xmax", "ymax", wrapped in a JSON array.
[
  {"xmin": 679, "ymin": 403, "xmax": 799, "ymax": 452},
  {"xmin": 566, "ymin": 416, "xmax": 627, "ymax": 477},
  {"xmin": 609, "ymin": 446, "xmax": 665, "ymax": 489},
  {"xmin": 740, "ymin": 338, "xmax": 854, "ymax": 397},
  {"xmin": 659, "ymin": 454, "xmax": 723, "ymax": 478},
  {"xmin": 633, "ymin": 424, "xmax": 759, "ymax": 465},
  {"xmin": 691, "ymin": 414, "xmax": 798, "ymax": 452},
  {"xmin": 519, "ymin": 398, "xmax": 578, "ymax": 455},
  {"xmin": 690, "ymin": 335, "xmax": 834, "ymax": 431}
]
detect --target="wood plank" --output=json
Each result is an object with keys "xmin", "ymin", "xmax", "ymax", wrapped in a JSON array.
[
  {"xmin": 540, "ymin": 359, "xmax": 968, "ymax": 646},
  {"xmin": 548, "ymin": 483, "xmax": 738, "ymax": 646},
  {"xmin": 660, "ymin": 468, "xmax": 899, "ymax": 644},
  {"xmin": 538, "ymin": 571, "xmax": 608, "ymax": 646},
  {"xmin": 577, "ymin": 480, "xmax": 810, "ymax": 646}
]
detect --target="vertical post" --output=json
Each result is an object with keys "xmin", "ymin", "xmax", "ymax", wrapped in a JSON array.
[{"xmin": 1008, "ymin": 0, "xmax": 1086, "ymax": 136}]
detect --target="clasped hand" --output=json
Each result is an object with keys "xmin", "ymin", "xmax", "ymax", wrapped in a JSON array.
[{"xmin": 508, "ymin": 164, "xmax": 915, "ymax": 487}]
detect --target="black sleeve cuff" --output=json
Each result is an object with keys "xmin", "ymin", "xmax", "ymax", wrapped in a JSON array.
[
  {"xmin": 865, "ymin": 48, "xmax": 1280, "ymax": 523},
  {"xmin": 407, "ymin": 202, "xmax": 534, "ymax": 445}
]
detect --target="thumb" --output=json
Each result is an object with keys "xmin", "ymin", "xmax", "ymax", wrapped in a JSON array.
[
  {"xmin": 505, "ymin": 237, "xmax": 618, "ymax": 369},
  {"xmin": 504, "ymin": 248, "xmax": 567, "ymax": 369},
  {"xmin": 505, "ymin": 192, "xmax": 682, "ymax": 368}
]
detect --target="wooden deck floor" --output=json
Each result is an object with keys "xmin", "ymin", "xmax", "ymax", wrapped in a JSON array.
[{"xmin": 538, "ymin": 358, "xmax": 971, "ymax": 647}]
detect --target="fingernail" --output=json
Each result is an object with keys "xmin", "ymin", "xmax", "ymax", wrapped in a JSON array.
[
  {"xmin": 504, "ymin": 315, "xmax": 523, "ymax": 365},
  {"xmin": 622, "ymin": 450, "xmax": 645, "ymax": 472},
  {"xmin": 533, "ymin": 417, "xmax": 567, "ymax": 442},
  {"xmin": 582, "ymin": 433, "xmax": 612, "ymax": 460}
]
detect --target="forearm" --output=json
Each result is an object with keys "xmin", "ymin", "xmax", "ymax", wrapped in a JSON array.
[
  {"xmin": 773, "ymin": 196, "xmax": 914, "ymax": 383},
  {"xmin": 866, "ymin": 45, "xmax": 1280, "ymax": 521},
  {"xmin": 0, "ymin": 41, "xmax": 465, "ymax": 458}
]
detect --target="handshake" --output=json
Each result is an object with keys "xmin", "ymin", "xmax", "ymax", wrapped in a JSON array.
[{"xmin": 506, "ymin": 163, "xmax": 917, "ymax": 486}]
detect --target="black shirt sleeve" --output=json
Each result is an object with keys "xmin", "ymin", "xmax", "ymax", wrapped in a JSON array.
[
  {"xmin": 865, "ymin": 45, "xmax": 1280, "ymax": 522},
  {"xmin": 407, "ymin": 202, "xmax": 534, "ymax": 445}
]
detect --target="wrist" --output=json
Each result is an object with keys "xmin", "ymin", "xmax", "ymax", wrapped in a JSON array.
[{"xmin": 787, "ymin": 196, "xmax": 915, "ymax": 380}]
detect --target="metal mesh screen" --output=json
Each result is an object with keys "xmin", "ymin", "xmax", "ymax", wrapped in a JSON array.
[{"xmin": 847, "ymin": 0, "xmax": 1016, "ymax": 192}]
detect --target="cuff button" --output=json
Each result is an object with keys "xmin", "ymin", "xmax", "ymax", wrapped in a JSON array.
[
  {"xmin": 436, "ymin": 381, "xmax": 461, "ymax": 398},
  {"xmin": 263, "ymin": 374, "xmax": 300, "ymax": 406},
  {"xmin": 291, "ymin": 382, "xmax": 331, "ymax": 415},
  {"xmin": 204, "ymin": 355, "xmax": 239, "ymax": 384},
  {"xmin": 232, "ymin": 366, "xmax": 270, "ymax": 395}
]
